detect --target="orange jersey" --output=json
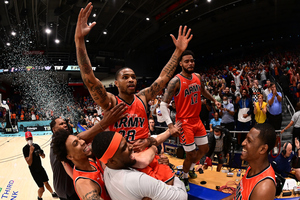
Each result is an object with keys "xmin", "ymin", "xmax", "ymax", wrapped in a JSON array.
[
  {"xmin": 234, "ymin": 164, "xmax": 276, "ymax": 200},
  {"xmin": 137, "ymin": 154, "xmax": 175, "ymax": 183},
  {"xmin": 174, "ymin": 73, "xmax": 202, "ymax": 119},
  {"xmin": 73, "ymin": 159, "xmax": 111, "ymax": 200},
  {"xmin": 109, "ymin": 95, "xmax": 149, "ymax": 142}
]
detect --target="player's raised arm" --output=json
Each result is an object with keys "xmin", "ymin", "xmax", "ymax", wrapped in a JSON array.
[
  {"xmin": 138, "ymin": 25, "xmax": 193, "ymax": 101},
  {"xmin": 75, "ymin": 3, "xmax": 112, "ymax": 110}
]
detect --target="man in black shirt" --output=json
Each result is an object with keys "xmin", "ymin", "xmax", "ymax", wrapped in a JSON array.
[{"xmin": 22, "ymin": 131, "xmax": 58, "ymax": 200}]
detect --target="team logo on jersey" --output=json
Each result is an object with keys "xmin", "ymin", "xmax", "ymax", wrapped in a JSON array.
[
  {"xmin": 113, "ymin": 114, "xmax": 145, "ymax": 129},
  {"xmin": 184, "ymin": 83, "xmax": 201, "ymax": 97}
]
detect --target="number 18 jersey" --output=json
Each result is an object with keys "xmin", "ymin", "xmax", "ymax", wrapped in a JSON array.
[{"xmin": 174, "ymin": 73, "xmax": 202, "ymax": 119}]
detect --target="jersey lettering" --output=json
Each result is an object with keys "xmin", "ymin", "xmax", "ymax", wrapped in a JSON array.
[
  {"xmin": 184, "ymin": 84, "xmax": 201, "ymax": 97},
  {"xmin": 119, "ymin": 130, "xmax": 136, "ymax": 141},
  {"xmin": 191, "ymin": 93, "xmax": 198, "ymax": 105},
  {"xmin": 113, "ymin": 115, "xmax": 145, "ymax": 129}
]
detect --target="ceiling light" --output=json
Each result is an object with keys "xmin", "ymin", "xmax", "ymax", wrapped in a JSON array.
[
  {"xmin": 207, "ymin": 0, "xmax": 211, "ymax": 2},
  {"xmin": 103, "ymin": 29, "xmax": 107, "ymax": 35},
  {"xmin": 45, "ymin": 28, "xmax": 51, "ymax": 34},
  {"xmin": 11, "ymin": 31, "xmax": 16, "ymax": 36},
  {"xmin": 29, "ymin": 41, "xmax": 32, "ymax": 43},
  {"xmin": 93, "ymin": 13, "xmax": 96, "ymax": 17},
  {"xmin": 86, "ymin": 40, "xmax": 89, "ymax": 43},
  {"xmin": 4, "ymin": 0, "xmax": 9, "ymax": 4},
  {"xmin": 55, "ymin": 39, "xmax": 60, "ymax": 44},
  {"xmin": 146, "ymin": 17, "xmax": 150, "ymax": 21},
  {"xmin": 185, "ymin": 9, "xmax": 189, "ymax": 12},
  {"xmin": 6, "ymin": 42, "xmax": 10, "ymax": 46}
]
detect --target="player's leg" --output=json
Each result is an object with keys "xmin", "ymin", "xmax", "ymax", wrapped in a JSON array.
[
  {"xmin": 37, "ymin": 186, "xmax": 45, "ymax": 199},
  {"xmin": 193, "ymin": 119, "xmax": 209, "ymax": 173}
]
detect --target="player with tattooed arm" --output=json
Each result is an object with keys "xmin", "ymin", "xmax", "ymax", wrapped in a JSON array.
[
  {"xmin": 160, "ymin": 50, "xmax": 221, "ymax": 191},
  {"xmin": 75, "ymin": 2, "xmax": 193, "ymax": 185}
]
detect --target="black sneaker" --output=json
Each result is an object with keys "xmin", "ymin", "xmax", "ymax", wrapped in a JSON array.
[
  {"xmin": 37, "ymin": 197, "xmax": 42, "ymax": 200},
  {"xmin": 52, "ymin": 192, "xmax": 58, "ymax": 198},
  {"xmin": 180, "ymin": 177, "xmax": 190, "ymax": 192},
  {"xmin": 198, "ymin": 168, "xmax": 204, "ymax": 174}
]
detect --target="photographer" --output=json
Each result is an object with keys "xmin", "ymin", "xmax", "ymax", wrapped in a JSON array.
[
  {"xmin": 23, "ymin": 131, "xmax": 58, "ymax": 200},
  {"xmin": 205, "ymin": 125, "xmax": 232, "ymax": 172}
]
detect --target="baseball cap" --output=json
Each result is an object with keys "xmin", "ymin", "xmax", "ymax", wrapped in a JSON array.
[{"xmin": 25, "ymin": 131, "xmax": 32, "ymax": 139}]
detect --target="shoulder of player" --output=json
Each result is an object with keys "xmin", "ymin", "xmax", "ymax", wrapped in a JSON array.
[
  {"xmin": 251, "ymin": 178, "xmax": 276, "ymax": 199},
  {"xmin": 168, "ymin": 76, "xmax": 180, "ymax": 88},
  {"xmin": 75, "ymin": 178, "xmax": 101, "ymax": 196},
  {"xmin": 194, "ymin": 73, "xmax": 201, "ymax": 79}
]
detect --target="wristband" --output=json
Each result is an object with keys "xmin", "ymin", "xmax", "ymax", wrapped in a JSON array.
[{"xmin": 160, "ymin": 101, "xmax": 173, "ymax": 125}]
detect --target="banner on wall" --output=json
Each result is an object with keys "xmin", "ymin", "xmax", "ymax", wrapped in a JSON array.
[{"xmin": 24, "ymin": 125, "xmax": 51, "ymax": 132}]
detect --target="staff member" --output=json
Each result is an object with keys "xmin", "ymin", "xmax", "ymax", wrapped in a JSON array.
[{"xmin": 23, "ymin": 131, "xmax": 58, "ymax": 200}]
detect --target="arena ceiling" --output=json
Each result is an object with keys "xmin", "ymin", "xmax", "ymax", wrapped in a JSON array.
[{"xmin": 0, "ymin": 0, "xmax": 299, "ymax": 75}]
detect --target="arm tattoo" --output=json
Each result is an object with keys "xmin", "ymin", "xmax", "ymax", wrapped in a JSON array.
[
  {"xmin": 89, "ymin": 80, "xmax": 108, "ymax": 104},
  {"xmin": 138, "ymin": 89, "xmax": 146, "ymax": 97},
  {"xmin": 77, "ymin": 47, "xmax": 92, "ymax": 75},
  {"xmin": 83, "ymin": 190, "xmax": 102, "ymax": 200},
  {"xmin": 162, "ymin": 54, "xmax": 179, "ymax": 79},
  {"xmin": 164, "ymin": 77, "xmax": 179, "ymax": 102},
  {"xmin": 147, "ymin": 81, "xmax": 163, "ymax": 99}
]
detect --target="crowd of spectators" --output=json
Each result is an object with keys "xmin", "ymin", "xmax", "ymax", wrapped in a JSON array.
[{"xmin": 1, "ymin": 50, "xmax": 300, "ymax": 140}]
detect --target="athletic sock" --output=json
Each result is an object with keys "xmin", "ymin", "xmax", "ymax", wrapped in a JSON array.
[
  {"xmin": 183, "ymin": 172, "xmax": 189, "ymax": 179},
  {"xmin": 189, "ymin": 163, "xmax": 196, "ymax": 170}
]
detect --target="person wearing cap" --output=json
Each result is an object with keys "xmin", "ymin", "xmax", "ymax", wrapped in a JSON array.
[
  {"xmin": 230, "ymin": 66, "xmax": 244, "ymax": 90},
  {"xmin": 205, "ymin": 125, "xmax": 232, "ymax": 172},
  {"xmin": 22, "ymin": 131, "xmax": 58, "ymax": 200},
  {"xmin": 92, "ymin": 131, "xmax": 188, "ymax": 200}
]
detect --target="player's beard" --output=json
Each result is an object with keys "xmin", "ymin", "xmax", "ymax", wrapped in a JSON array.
[{"xmin": 183, "ymin": 66, "xmax": 194, "ymax": 74}]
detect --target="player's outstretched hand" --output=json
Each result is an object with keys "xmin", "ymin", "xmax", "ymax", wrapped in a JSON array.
[
  {"xmin": 75, "ymin": 2, "xmax": 96, "ymax": 40},
  {"xmin": 102, "ymin": 102, "xmax": 128, "ymax": 127},
  {"xmin": 170, "ymin": 25, "xmax": 193, "ymax": 52},
  {"xmin": 169, "ymin": 121, "xmax": 182, "ymax": 137}
]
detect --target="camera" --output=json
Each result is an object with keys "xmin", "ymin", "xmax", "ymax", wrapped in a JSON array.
[{"xmin": 34, "ymin": 149, "xmax": 44, "ymax": 156}]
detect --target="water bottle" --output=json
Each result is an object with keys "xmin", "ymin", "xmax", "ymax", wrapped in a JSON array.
[{"xmin": 237, "ymin": 169, "xmax": 241, "ymax": 177}]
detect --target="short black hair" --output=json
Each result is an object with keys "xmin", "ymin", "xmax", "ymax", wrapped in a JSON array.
[
  {"xmin": 51, "ymin": 129, "xmax": 71, "ymax": 162},
  {"xmin": 115, "ymin": 67, "xmax": 133, "ymax": 80},
  {"xmin": 179, "ymin": 50, "xmax": 195, "ymax": 62},
  {"xmin": 50, "ymin": 117, "xmax": 59, "ymax": 133},
  {"xmin": 254, "ymin": 123, "xmax": 276, "ymax": 153},
  {"xmin": 92, "ymin": 131, "xmax": 116, "ymax": 160}
]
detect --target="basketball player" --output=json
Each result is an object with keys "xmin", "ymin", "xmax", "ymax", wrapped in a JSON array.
[
  {"xmin": 222, "ymin": 123, "xmax": 276, "ymax": 200},
  {"xmin": 92, "ymin": 131, "xmax": 188, "ymax": 200},
  {"xmin": 49, "ymin": 103, "xmax": 127, "ymax": 200},
  {"xmin": 160, "ymin": 50, "xmax": 221, "ymax": 191},
  {"xmin": 75, "ymin": 3, "xmax": 191, "ymax": 140},
  {"xmin": 75, "ymin": 2, "xmax": 192, "ymax": 184}
]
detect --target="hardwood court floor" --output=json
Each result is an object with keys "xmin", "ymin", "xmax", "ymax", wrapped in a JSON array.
[{"xmin": 0, "ymin": 135, "xmax": 54, "ymax": 200}]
